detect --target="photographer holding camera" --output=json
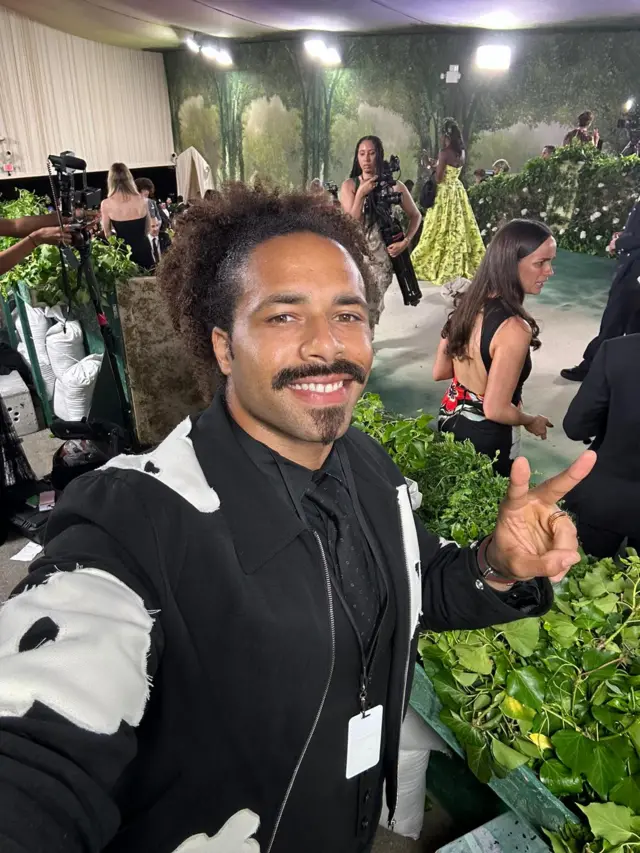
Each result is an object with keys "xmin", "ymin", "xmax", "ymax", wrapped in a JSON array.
[
  {"xmin": 0, "ymin": 214, "xmax": 71, "ymax": 276},
  {"xmin": 340, "ymin": 136, "xmax": 421, "ymax": 326}
]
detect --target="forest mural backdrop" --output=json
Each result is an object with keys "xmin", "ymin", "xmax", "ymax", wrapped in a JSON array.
[{"xmin": 163, "ymin": 30, "xmax": 639, "ymax": 190}]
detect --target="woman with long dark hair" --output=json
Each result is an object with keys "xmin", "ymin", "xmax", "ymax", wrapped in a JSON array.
[
  {"xmin": 340, "ymin": 135, "xmax": 421, "ymax": 327},
  {"xmin": 432, "ymin": 219, "xmax": 556, "ymax": 476},
  {"xmin": 411, "ymin": 118, "xmax": 485, "ymax": 288}
]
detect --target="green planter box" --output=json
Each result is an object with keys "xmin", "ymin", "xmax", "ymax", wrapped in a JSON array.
[
  {"xmin": 437, "ymin": 813, "xmax": 550, "ymax": 853},
  {"xmin": 410, "ymin": 663, "xmax": 578, "ymax": 836}
]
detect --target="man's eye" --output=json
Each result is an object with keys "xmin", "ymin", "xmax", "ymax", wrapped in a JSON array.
[
  {"xmin": 337, "ymin": 313, "xmax": 364, "ymax": 323},
  {"xmin": 267, "ymin": 314, "xmax": 295, "ymax": 324}
]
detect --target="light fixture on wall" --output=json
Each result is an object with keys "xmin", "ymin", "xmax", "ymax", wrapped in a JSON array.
[
  {"xmin": 185, "ymin": 36, "xmax": 201, "ymax": 53},
  {"xmin": 304, "ymin": 38, "xmax": 341, "ymax": 66},
  {"xmin": 200, "ymin": 42, "xmax": 233, "ymax": 66},
  {"xmin": 475, "ymin": 45, "xmax": 511, "ymax": 71},
  {"xmin": 624, "ymin": 98, "xmax": 635, "ymax": 113}
]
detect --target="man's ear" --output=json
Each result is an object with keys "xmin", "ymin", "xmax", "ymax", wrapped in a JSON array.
[{"xmin": 212, "ymin": 328, "xmax": 233, "ymax": 377}]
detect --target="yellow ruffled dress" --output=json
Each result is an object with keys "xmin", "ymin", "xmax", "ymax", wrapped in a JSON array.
[{"xmin": 411, "ymin": 165, "xmax": 485, "ymax": 286}]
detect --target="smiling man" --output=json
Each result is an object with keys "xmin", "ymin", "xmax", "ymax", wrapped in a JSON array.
[{"xmin": 0, "ymin": 185, "xmax": 595, "ymax": 853}]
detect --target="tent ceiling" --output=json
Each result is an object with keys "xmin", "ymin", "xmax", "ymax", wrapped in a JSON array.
[{"xmin": 2, "ymin": 0, "xmax": 639, "ymax": 50}]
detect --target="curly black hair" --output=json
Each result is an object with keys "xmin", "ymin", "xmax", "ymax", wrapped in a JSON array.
[
  {"xmin": 158, "ymin": 182, "xmax": 376, "ymax": 394},
  {"xmin": 442, "ymin": 118, "xmax": 464, "ymax": 156}
]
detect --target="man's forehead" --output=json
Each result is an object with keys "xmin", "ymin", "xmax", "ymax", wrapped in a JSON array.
[{"xmin": 246, "ymin": 232, "xmax": 364, "ymax": 289}]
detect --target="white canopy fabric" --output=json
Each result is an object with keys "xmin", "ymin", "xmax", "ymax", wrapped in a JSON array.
[{"xmin": 175, "ymin": 147, "xmax": 215, "ymax": 202}]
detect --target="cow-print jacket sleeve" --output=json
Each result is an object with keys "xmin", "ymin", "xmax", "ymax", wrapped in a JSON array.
[{"xmin": 0, "ymin": 471, "xmax": 164, "ymax": 853}]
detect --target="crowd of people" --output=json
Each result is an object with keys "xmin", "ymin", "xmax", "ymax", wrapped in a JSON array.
[{"xmin": 0, "ymin": 109, "xmax": 637, "ymax": 853}]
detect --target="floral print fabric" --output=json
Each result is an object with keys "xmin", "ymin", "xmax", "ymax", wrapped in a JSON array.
[{"xmin": 411, "ymin": 165, "xmax": 485, "ymax": 286}]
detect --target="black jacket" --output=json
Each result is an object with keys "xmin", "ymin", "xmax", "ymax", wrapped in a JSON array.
[
  {"xmin": 564, "ymin": 333, "xmax": 640, "ymax": 537},
  {"xmin": 0, "ymin": 394, "xmax": 552, "ymax": 853}
]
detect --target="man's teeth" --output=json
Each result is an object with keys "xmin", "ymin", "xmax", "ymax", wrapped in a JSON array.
[{"xmin": 290, "ymin": 380, "xmax": 345, "ymax": 393}]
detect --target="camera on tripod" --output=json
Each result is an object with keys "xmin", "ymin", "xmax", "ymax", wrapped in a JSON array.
[
  {"xmin": 363, "ymin": 153, "xmax": 422, "ymax": 307},
  {"xmin": 48, "ymin": 152, "xmax": 101, "ymax": 234},
  {"xmin": 323, "ymin": 181, "xmax": 339, "ymax": 202}
]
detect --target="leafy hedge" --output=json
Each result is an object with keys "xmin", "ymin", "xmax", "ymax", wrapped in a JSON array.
[
  {"xmin": 468, "ymin": 146, "xmax": 640, "ymax": 257},
  {"xmin": 354, "ymin": 393, "xmax": 640, "ymax": 852},
  {"xmin": 0, "ymin": 190, "xmax": 139, "ymax": 304}
]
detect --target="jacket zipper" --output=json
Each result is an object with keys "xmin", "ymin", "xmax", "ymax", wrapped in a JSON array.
[
  {"xmin": 388, "ymin": 490, "xmax": 417, "ymax": 828},
  {"xmin": 265, "ymin": 531, "xmax": 336, "ymax": 853}
]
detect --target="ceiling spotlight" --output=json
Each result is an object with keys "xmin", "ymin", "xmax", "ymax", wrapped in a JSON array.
[
  {"xmin": 323, "ymin": 47, "xmax": 341, "ymax": 66},
  {"xmin": 186, "ymin": 36, "xmax": 200, "ymax": 53},
  {"xmin": 475, "ymin": 45, "xmax": 511, "ymax": 71},
  {"xmin": 624, "ymin": 98, "xmax": 635, "ymax": 113},
  {"xmin": 201, "ymin": 44, "xmax": 217, "ymax": 60},
  {"xmin": 216, "ymin": 48, "xmax": 233, "ymax": 67},
  {"xmin": 304, "ymin": 38, "xmax": 327, "ymax": 59}
]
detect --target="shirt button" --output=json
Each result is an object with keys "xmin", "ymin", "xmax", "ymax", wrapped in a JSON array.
[
  {"xmin": 364, "ymin": 789, "xmax": 371, "ymax": 803},
  {"xmin": 361, "ymin": 818, "xmax": 370, "ymax": 831}
]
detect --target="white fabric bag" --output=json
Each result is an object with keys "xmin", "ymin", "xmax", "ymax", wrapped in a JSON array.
[
  {"xmin": 53, "ymin": 354, "xmax": 102, "ymax": 421},
  {"xmin": 379, "ymin": 707, "xmax": 449, "ymax": 839}
]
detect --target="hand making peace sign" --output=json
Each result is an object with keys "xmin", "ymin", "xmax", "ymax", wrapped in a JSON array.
[{"xmin": 486, "ymin": 450, "xmax": 597, "ymax": 584}]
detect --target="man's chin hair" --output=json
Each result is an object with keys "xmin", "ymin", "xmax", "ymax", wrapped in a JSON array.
[{"xmin": 309, "ymin": 406, "xmax": 349, "ymax": 445}]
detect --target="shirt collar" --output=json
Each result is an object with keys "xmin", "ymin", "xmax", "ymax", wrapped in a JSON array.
[{"xmin": 226, "ymin": 404, "xmax": 343, "ymax": 503}]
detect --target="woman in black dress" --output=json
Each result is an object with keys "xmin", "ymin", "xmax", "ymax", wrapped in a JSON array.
[
  {"xmin": 432, "ymin": 220, "xmax": 555, "ymax": 476},
  {"xmin": 101, "ymin": 163, "xmax": 153, "ymax": 270}
]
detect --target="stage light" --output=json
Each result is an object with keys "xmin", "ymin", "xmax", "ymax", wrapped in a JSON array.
[
  {"xmin": 624, "ymin": 98, "xmax": 635, "ymax": 113},
  {"xmin": 304, "ymin": 38, "xmax": 327, "ymax": 59},
  {"xmin": 201, "ymin": 44, "xmax": 233, "ymax": 66},
  {"xmin": 216, "ymin": 48, "xmax": 233, "ymax": 67},
  {"xmin": 475, "ymin": 45, "xmax": 511, "ymax": 71},
  {"xmin": 304, "ymin": 38, "xmax": 341, "ymax": 66},
  {"xmin": 186, "ymin": 36, "xmax": 200, "ymax": 53},
  {"xmin": 323, "ymin": 47, "xmax": 341, "ymax": 66}
]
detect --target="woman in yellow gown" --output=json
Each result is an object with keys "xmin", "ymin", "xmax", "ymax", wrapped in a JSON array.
[{"xmin": 411, "ymin": 119, "xmax": 485, "ymax": 287}]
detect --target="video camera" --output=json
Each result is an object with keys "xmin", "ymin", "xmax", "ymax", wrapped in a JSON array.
[
  {"xmin": 617, "ymin": 102, "xmax": 640, "ymax": 155},
  {"xmin": 45, "ymin": 152, "xmax": 133, "ymax": 453},
  {"xmin": 363, "ymin": 154, "xmax": 422, "ymax": 307},
  {"xmin": 323, "ymin": 181, "xmax": 340, "ymax": 203},
  {"xmin": 47, "ymin": 152, "xmax": 101, "ymax": 223}
]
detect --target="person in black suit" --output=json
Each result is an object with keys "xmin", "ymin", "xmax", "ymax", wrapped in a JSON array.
[
  {"xmin": 561, "ymin": 200, "xmax": 640, "ymax": 381},
  {"xmin": 147, "ymin": 217, "xmax": 171, "ymax": 272},
  {"xmin": 563, "ymin": 334, "xmax": 640, "ymax": 557}
]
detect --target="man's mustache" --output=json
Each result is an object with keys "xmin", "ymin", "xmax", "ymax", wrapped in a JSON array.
[{"xmin": 272, "ymin": 359, "xmax": 368, "ymax": 391}]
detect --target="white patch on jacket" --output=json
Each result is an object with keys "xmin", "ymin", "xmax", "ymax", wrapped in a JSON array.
[
  {"xmin": 396, "ymin": 484, "xmax": 423, "ymax": 633},
  {"xmin": 172, "ymin": 810, "xmax": 260, "ymax": 853},
  {"xmin": 0, "ymin": 568, "xmax": 153, "ymax": 733},
  {"xmin": 404, "ymin": 477, "xmax": 423, "ymax": 511},
  {"xmin": 105, "ymin": 417, "xmax": 219, "ymax": 513}
]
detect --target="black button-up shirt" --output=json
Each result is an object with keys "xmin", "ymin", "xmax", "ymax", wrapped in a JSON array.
[{"xmin": 227, "ymin": 412, "xmax": 387, "ymax": 654}]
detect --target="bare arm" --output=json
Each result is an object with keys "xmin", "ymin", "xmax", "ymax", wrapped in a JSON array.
[
  {"xmin": 434, "ymin": 150, "xmax": 449, "ymax": 185},
  {"xmin": 0, "ymin": 237, "xmax": 38, "ymax": 276},
  {"xmin": 432, "ymin": 336, "xmax": 454, "ymax": 381},
  {"xmin": 482, "ymin": 319, "xmax": 538, "ymax": 427},
  {"xmin": 397, "ymin": 181, "xmax": 422, "ymax": 242},
  {"xmin": 0, "ymin": 214, "xmax": 60, "ymax": 239},
  {"xmin": 0, "ymin": 227, "xmax": 71, "ymax": 276},
  {"xmin": 340, "ymin": 177, "xmax": 376, "ymax": 223},
  {"xmin": 101, "ymin": 201, "xmax": 112, "ymax": 240}
]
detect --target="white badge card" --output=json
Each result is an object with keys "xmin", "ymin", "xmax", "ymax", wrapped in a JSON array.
[{"xmin": 345, "ymin": 705, "xmax": 384, "ymax": 779}]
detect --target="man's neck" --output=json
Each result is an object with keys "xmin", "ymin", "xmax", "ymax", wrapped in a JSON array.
[{"xmin": 225, "ymin": 393, "xmax": 333, "ymax": 471}]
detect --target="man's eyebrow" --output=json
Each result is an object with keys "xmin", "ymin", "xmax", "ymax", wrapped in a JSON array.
[
  {"xmin": 253, "ymin": 292, "xmax": 368, "ymax": 312},
  {"xmin": 252, "ymin": 293, "xmax": 310, "ymax": 313},
  {"xmin": 334, "ymin": 294, "xmax": 368, "ymax": 310}
]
